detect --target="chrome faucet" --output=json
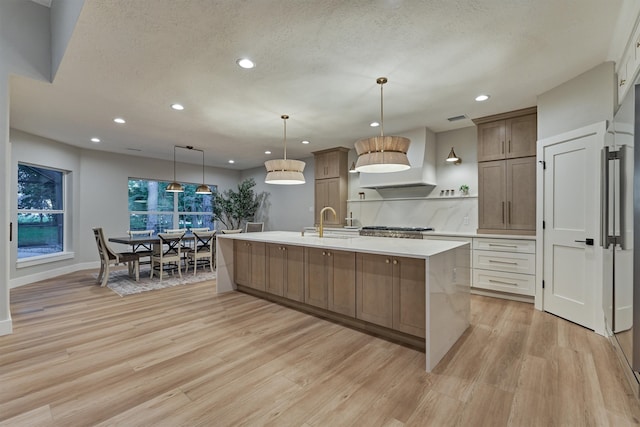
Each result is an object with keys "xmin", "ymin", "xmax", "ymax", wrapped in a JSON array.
[{"xmin": 319, "ymin": 206, "xmax": 337, "ymax": 237}]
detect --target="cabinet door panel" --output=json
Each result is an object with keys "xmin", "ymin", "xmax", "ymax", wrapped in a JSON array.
[
  {"xmin": 478, "ymin": 161, "xmax": 506, "ymax": 230},
  {"xmin": 507, "ymin": 114, "xmax": 537, "ymax": 158},
  {"xmin": 356, "ymin": 253, "xmax": 393, "ymax": 328},
  {"xmin": 393, "ymin": 257, "xmax": 426, "ymax": 338},
  {"xmin": 284, "ymin": 245, "xmax": 305, "ymax": 302},
  {"xmin": 250, "ymin": 242, "xmax": 266, "ymax": 290},
  {"xmin": 324, "ymin": 178, "xmax": 342, "ymax": 226},
  {"xmin": 506, "ymin": 157, "xmax": 536, "ymax": 231},
  {"xmin": 477, "ymin": 121, "xmax": 506, "ymax": 162},
  {"xmin": 328, "ymin": 250, "xmax": 356, "ymax": 317},
  {"xmin": 305, "ymin": 248, "xmax": 328, "ymax": 309},
  {"xmin": 314, "ymin": 180, "xmax": 329, "ymax": 225},
  {"xmin": 266, "ymin": 243, "xmax": 284, "ymax": 296},
  {"xmin": 234, "ymin": 241, "xmax": 251, "ymax": 286}
]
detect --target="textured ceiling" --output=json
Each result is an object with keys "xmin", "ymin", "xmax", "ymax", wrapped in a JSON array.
[{"xmin": 10, "ymin": 0, "xmax": 626, "ymax": 170}]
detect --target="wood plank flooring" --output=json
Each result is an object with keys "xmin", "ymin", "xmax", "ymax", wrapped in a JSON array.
[{"xmin": 1, "ymin": 269, "xmax": 639, "ymax": 426}]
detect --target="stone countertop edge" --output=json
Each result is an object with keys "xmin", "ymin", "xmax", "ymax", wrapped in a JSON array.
[
  {"xmin": 217, "ymin": 231, "xmax": 468, "ymax": 259},
  {"xmin": 423, "ymin": 231, "xmax": 536, "ymax": 240}
]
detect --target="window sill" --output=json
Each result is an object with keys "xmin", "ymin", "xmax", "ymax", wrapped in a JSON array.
[{"xmin": 17, "ymin": 251, "xmax": 75, "ymax": 269}]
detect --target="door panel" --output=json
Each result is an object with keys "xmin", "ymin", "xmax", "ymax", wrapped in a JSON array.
[
  {"xmin": 478, "ymin": 161, "xmax": 506, "ymax": 230},
  {"xmin": 507, "ymin": 157, "xmax": 536, "ymax": 230},
  {"xmin": 541, "ymin": 123, "xmax": 605, "ymax": 331}
]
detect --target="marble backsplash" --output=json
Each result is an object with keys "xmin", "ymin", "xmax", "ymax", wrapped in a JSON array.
[{"xmin": 346, "ymin": 196, "xmax": 478, "ymax": 233}]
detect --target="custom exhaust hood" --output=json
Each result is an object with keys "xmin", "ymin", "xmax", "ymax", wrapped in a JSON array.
[{"xmin": 358, "ymin": 127, "xmax": 437, "ymax": 190}]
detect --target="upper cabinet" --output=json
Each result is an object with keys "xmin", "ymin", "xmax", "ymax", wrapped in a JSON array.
[
  {"xmin": 313, "ymin": 147, "xmax": 349, "ymax": 227},
  {"xmin": 314, "ymin": 147, "xmax": 349, "ymax": 179},
  {"xmin": 475, "ymin": 108, "xmax": 537, "ymax": 162},
  {"xmin": 474, "ymin": 107, "xmax": 537, "ymax": 235},
  {"xmin": 617, "ymin": 19, "xmax": 640, "ymax": 104}
]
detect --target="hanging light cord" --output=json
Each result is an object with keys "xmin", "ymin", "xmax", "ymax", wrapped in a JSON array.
[
  {"xmin": 282, "ymin": 114, "xmax": 289, "ymax": 160},
  {"xmin": 173, "ymin": 145, "xmax": 177, "ymax": 182},
  {"xmin": 379, "ymin": 79, "xmax": 385, "ymax": 137},
  {"xmin": 201, "ymin": 150, "xmax": 205, "ymax": 184}
]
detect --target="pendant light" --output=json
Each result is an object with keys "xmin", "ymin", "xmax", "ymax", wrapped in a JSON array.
[
  {"xmin": 354, "ymin": 77, "xmax": 411, "ymax": 173},
  {"xmin": 166, "ymin": 145, "xmax": 212, "ymax": 194},
  {"xmin": 265, "ymin": 114, "xmax": 306, "ymax": 185},
  {"xmin": 166, "ymin": 145, "xmax": 184, "ymax": 192},
  {"xmin": 195, "ymin": 147, "xmax": 212, "ymax": 194}
]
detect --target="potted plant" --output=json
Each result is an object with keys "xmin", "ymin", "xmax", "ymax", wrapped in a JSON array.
[
  {"xmin": 213, "ymin": 178, "xmax": 267, "ymax": 231},
  {"xmin": 459, "ymin": 184, "xmax": 469, "ymax": 196}
]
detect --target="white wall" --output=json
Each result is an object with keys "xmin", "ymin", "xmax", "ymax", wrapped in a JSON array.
[
  {"xmin": 0, "ymin": 0, "xmax": 54, "ymax": 335},
  {"xmin": 538, "ymin": 61, "xmax": 615, "ymax": 140},
  {"xmin": 9, "ymin": 130, "xmax": 242, "ymax": 285},
  {"xmin": 240, "ymin": 156, "xmax": 315, "ymax": 232}
]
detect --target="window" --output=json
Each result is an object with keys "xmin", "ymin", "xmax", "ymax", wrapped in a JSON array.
[
  {"xmin": 128, "ymin": 178, "xmax": 216, "ymax": 232},
  {"xmin": 17, "ymin": 164, "xmax": 67, "ymax": 259}
]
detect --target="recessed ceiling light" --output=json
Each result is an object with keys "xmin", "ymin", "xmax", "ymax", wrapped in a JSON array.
[
  {"xmin": 301, "ymin": 140, "xmax": 310, "ymax": 145},
  {"xmin": 228, "ymin": 160, "xmax": 235, "ymax": 164},
  {"xmin": 475, "ymin": 94, "xmax": 490, "ymax": 102},
  {"xmin": 236, "ymin": 58, "xmax": 255, "ymax": 69},
  {"xmin": 170, "ymin": 103, "xmax": 184, "ymax": 111},
  {"xmin": 265, "ymin": 150, "xmax": 271, "ymax": 155},
  {"xmin": 114, "ymin": 117, "xmax": 126, "ymax": 124},
  {"xmin": 90, "ymin": 137, "xmax": 101, "ymax": 143},
  {"xmin": 370, "ymin": 121, "xmax": 380, "ymax": 127}
]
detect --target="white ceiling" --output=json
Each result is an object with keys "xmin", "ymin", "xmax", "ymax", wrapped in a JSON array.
[{"xmin": 10, "ymin": 0, "xmax": 627, "ymax": 170}]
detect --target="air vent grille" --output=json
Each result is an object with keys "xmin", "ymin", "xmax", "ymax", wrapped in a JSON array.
[{"xmin": 447, "ymin": 114, "xmax": 467, "ymax": 122}]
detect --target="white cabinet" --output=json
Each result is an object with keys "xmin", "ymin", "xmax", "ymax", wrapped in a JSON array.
[
  {"xmin": 472, "ymin": 237, "xmax": 535, "ymax": 297},
  {"xmin": 617, "ymin": 18, "xmax": 640, "ymax": 104}
]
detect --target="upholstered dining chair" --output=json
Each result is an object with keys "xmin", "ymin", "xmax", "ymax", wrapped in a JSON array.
[
  {"xmin": 187, "ymin": 230, "xmax": 216, "ymax": 275},
  {"xmin": 126, "ymin": 229, "xmax": 154, "ymax": 265},
  {"xmin": 93, "ymin": 227, "xmax": 140, "ymax": 287},
  {"xmin": 150, "ymin": 231, "xmax": 185, "ymax": 280},
  {"xmin": 245, "ymin": 222, "xmax": 264, "ymax": 233}
]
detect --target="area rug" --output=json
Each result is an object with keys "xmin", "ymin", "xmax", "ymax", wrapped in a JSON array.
[{"xmin": 95, "ymin": 268, "xmax": 216, "ymax": 297}]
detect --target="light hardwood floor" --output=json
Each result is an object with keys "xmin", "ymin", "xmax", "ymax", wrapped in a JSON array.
[{"xmin": 1, "ymin": 270, "xmax": 639, "ymax": 426}]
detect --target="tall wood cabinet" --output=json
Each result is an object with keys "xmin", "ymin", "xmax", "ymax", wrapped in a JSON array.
[
  {"xmin": 474, "ymin": 107, "xmax": 537, "ymax": 235},
  {"xmin": 313, "ymin": 147, "xmax": 349, "ymax": 227}
]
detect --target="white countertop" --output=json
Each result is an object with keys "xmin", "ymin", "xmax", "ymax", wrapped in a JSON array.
[
  {"xmin": 217, "ymin": 231, "xmax": 468, "ymax": 259},
  {"xmin": 423, "ymin": 231, "xmax": 536, "ymax": 240}
]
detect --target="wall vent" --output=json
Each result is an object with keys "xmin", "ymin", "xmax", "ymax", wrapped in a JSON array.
[{"xmin": 447, "ymin": 114, "xmax": 467, "ymax": 122}]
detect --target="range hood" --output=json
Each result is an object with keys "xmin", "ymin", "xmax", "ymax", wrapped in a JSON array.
[{"xmin": 358, "ymin": 127, "xmax": 437, "ymax": 189}]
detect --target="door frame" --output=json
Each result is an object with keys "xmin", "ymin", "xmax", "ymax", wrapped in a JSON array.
[{"xmin": 535, "ymin": 121, "xmax": 607, "ymax": 336}]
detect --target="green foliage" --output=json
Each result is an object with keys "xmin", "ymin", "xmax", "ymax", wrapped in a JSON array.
[{"xmin": 213, "ymin": 178, "xmax": 266, "ymax": 230}]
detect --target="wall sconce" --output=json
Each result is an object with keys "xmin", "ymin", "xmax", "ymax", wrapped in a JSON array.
[
  {"xmin": 446, "ymin": 147, "xmax": 462, "ymax": 165},
  {"xmin": 166, "ymin": 145, "xmax": 212, "ymax": 194}
]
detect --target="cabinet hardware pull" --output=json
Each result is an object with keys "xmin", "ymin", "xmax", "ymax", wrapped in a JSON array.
[
  {"xmin": 620, "ymin": 79, "xmax": 626, "ymax": 87},
  {"xmin": 393, "ymin": 259, "xmax": 398, "ymax": 265},
  {"xmin": 488, "ymin": 243, "xmax": 518, "ymax": 248},
  {"xmin": 501, "ymin": 141, "xmax": 505, "ymax": 154},
  {"xmin": 488, "ymin": 259, "xmax": 519, "ymax": 265},
  {"xmin": 327, "ymin": 252, "xmax": 332, "ymax": 257},
  {"xmin": 502, "ymin": 201, "xmax": 505, "ymax": 224},
  {"xmin": 489, "ymin": 279, "xmax": 518, "ymax": 286},
  {"xmin": 385, "ymin": 259, "xmax": 390, "ymax": 264},
  {"xmin": 322, "ymin": 251, "xmax": 326, "ymax": 256},
  {"xmin": 508, "ymin": 201, "xmax": 511, "ymax": 224},
  {"xmin": 508, "ymin": 140, "xmax": 511, "ymax": 153},
  {"xmin": 637, "ymin": 41, "xmax": 640, "ymax": 48}
]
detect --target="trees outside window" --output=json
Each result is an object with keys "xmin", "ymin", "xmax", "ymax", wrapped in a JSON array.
[
  {"xmin": 128, "ymin": 178, "xmax": 216, "ymax": 232},
  {"xmin": 17, "ymin": 164, "xmax": 66, "ymax": 259}
]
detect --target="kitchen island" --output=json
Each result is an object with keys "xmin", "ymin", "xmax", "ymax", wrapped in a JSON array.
[{"xmin": 216, "ymin": 231, "xmax": 470, "ymax": 372}]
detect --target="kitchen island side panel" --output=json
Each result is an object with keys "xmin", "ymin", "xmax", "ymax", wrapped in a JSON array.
[
  {"xmin": 425, "ymin": 245, "xmax": 471, "ymax": 371},
  {"xmin": 216, "ymin": 237, "xmax": 236, "ymax": 293}
]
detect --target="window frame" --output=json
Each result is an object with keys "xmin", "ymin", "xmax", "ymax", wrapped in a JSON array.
[{"xmin": 16, "ymin": 162, "xmax": 72, "ymax": 266}]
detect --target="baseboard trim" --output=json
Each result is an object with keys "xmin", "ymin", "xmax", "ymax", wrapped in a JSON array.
[
  {"xmin": 0, "ymin": 318, "xmax": 13, "ymax": 336},
  {"xmin": 10, "ymin": 261, "xmax": 100, "ymax": 289},
  {"xmin": 608, "ymin": 333, "xmax": 640, "ymax": 399},
  {"xmin": 471, "ymin": 288, "xmax": 534, "ymax": 304}
]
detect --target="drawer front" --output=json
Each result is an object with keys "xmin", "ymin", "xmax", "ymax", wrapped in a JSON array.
[
  {"xmin": 474, "ymin": 238, "xmax": 535, "ymax": 254},
  {"xmin": 473, "ymin": 269, "xmax": 535, "ymax": 296},
  {"xmin": 473, "ymin": 250, "xmax": 535, "ymax": 274}
]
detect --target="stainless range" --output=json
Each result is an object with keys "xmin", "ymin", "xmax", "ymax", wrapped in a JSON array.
[{"xmin": 359, "ymin": 226, "xmax": 434, "ymax": 239}]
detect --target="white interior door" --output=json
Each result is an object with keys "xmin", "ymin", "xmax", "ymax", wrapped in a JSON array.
[{"xmin": 539, "ymin": 122, "xmax": 605, "ymax": 333}]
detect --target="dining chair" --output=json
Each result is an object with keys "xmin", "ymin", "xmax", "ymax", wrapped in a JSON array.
[
  {"xmin": 190, "ymin": 227, "xmax": 210, "ymax": 233},
  {"xmin": 221, "ymin": 229, "xmax": 243, "ymax": 234},
  {"xmin": 187, "ymin": 230, "xmax": 216, "ymax": 275},
  {"xmin": 165, "ymin": 228, "xmax": 192, "ymax": 263},
  {"xmin": 245, "ymin": 222, "xmax": 264, "ymax": 233},
  {"xmin": 126, "ymin": 229, "xmax": 154, "ymax": 265},
  {"xmin": 150, "ymin": 231, "xmax": 185, "ymax": 280},
  {"xmin": 93, "ymin": 227, "xmax": 140, "ymax": 287}
]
